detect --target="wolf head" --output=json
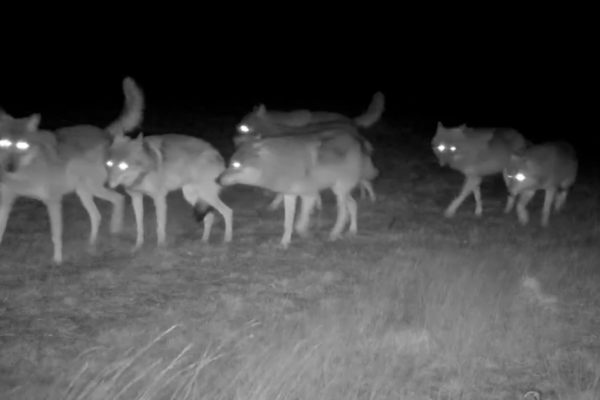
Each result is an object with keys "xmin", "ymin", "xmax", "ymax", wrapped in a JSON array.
[
  {"xmin": 105, "ymin": 133, "xmax": 161, "ymax": 189},
  {"xmin": 431, "ymin": 122, "xmax": 464, "ymax": 166},
  {"xmin": 0, "ymin": 111, "xmax": 43, "ymax": 175},
  {"xmin": 503, "ymin": 154, "xmax": 536, "ymax": 195},
  {"xmin": 431, "ymin": 122, "xmax": 494, "ymax": 167},
  {"xmin": 234, "ymin": 104, "xmax": 279, "ymax": 146},
  {"xmin": 217, "ymin": 140, "xmax": 266, "ymax": 187}
]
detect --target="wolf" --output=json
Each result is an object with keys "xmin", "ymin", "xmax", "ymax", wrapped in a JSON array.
[
  {"xmin": 432, "ymin": 122, "xmax": 529, "ymax": 217},
  {"xmin": 234, "ymin": 92, "xmax": 384, "ymax": 208},
  {"xmin": 503, "ymin": 141, "xmax": 577, "ymax": 226},
  {"xmin": 235, "ymin": 91, "xmax": 385, "ymax": 142},
  {"xmin": 0, "ymin": 77, "xmax": 144, "ymax": 264},
  {"xmin": 105, "ymin": 133, "xmax": 233, "ymax": 250},
  {"xmin": 217, "ymin": 124, "xmax": 370, "ymax": 247}
]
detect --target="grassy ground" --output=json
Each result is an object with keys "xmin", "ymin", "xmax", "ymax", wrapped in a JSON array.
[{"xmin": 0, "ymin": 114, "xmax": 599, "ymax": 399}]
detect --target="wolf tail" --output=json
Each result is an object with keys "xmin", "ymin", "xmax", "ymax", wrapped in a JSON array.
[
  {"xmin": 353, "ymin": 91, "xmax": 385, "ymax": 128},
  {"xmin": 193, "ymin": 200, "xmax": 215, "ymax": 222},
  {"xmin": 105, "ymin": 77, "xmax": 145, "ymax": 137}
]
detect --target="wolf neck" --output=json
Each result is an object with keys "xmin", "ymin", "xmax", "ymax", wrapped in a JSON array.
[
  {"xmin": 126, "ymin": 169, "xmax": 151, "ymax": 191},
  {"xmin": 125, "ymin": 139, "xmax": 164, "ymax": 191}
]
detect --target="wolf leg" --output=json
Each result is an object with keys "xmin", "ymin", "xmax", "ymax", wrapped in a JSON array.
[
  {"xmin": 360, "ymin": 180, "xmax": 376, "ymax": 202},
  {"xmin": 346, "ymin": 194, "xmax": 358, "ymax": 235},
  {"xmin": 445, "ymin": 175, "xmax": 481, "ymax": 217},
  {"xmin": 0, "ymin": 189, "xmax": 17, "ymax": 245},
  {"xmin": 268, "ymin": 194, "xmax": 284, "ymax": 210},
  {"xmin": 185, "ymin": 184, "xmax": 233, "ymax": 243},
  {"xmin": 516, "ymin": 189, "xmax": 535, "ymax": 225},
  {"xmin": 554, "ymin": 188, "xmax": 568, "ymax": 212},
  {"xmin": 329, "ymin": 189, "xmax": 350, "ymax": 241},
  {"xmin": 153, "ymin": 194, "xmax": 168, "ymax": 247},
  {"xmin": 75, "ymin": 188, "xmax": 101, "ymax": 246},
  {"xmin": 295, "ymin": 194, "xmax": 319, "ymax": 237},
  {"xmin": 541, "ymin": 187, "xmax": 556, "ymax": 227},
  {"xmin": 130, "ymin": 192, "xmax": 145, "ymax": 251},
  {"xmin": 281, "ymin": 194, "xmax": 297, "ymax": 247},
  {"xmin": 91, "ymin": 185, "xmax": 125, "ymax": 234},
  {"xmin": 504, "ymin": 194, "xmax": 516, "ymax": 214},
  {"xmin": 45, "ymin": 199, "xmax": 64, "ymax": 264}
]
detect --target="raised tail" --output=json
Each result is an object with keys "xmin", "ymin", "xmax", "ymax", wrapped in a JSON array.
[
  {"xmin": 105, "ymin": 77, "xmax": 145, "ymax": 137},
  {"xmin": 353, "ymin": 91, "xmax": 385, "ymax": 128}
]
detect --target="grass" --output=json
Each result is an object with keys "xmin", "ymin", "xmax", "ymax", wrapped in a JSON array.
[{"xmin": 0, "ymin": 113, "xmax": 599, "ymax": 399}]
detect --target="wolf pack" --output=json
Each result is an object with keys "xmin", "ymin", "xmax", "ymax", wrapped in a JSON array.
[{"xmin": 0, "ymin": 78, "xmax": 578, "ymax": 264}]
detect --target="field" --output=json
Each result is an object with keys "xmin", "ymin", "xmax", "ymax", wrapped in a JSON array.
[{"xmin": 1, "ymin": 111, "xmax": 599, "ymax": 400}]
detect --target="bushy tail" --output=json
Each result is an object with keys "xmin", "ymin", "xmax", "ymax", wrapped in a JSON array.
[
  {"xmin": 105, "ymin": 77, "xmax": 145, "ymax": 137},
  {"xmin": 193, "ymin": 201, "xmax": 215, "ymax": 222},
  {"xmin": 353, "ymin": 91, "xmax": 385, "ymax": 128}
]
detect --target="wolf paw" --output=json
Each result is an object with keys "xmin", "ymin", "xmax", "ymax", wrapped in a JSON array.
[
  {"xmin": 328, "ymin": 232, "xmax": 343, "ymax": 241},
  {"xmin": 279, "ymin": 238, "xmax": 291, "ymax": 249},
  {"xmin": 295, "ymin": 227, "xmax": 311, "ymax": 238},
  {"xmin": 87, "ymin": 242, "xmax": 99, "ymax": 256},
  {"xmin": 518, "ymin": 217, "xmax": 529, "ymax": 226},
  {"xmin": 110, "ymin": 222, "xmax": 123, "ymax": 234},
  {"xmin": 443, "ymin": 208, "xmax": 456, "ymax": 218}
]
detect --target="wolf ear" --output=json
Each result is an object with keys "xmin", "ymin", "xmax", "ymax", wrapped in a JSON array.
[
  {"xmin": 143, "ymin": 138, "xmax": 163, "ymax": 168},
  {"xmin": 509, "ymin": 153, "xmax": 523, "ymax": 164},
  {"xmin": 112, "ymin": 134, "xmax": 130, "ymax": 145},
  {"xmin": 256, "ymin": 104, "xmax": 267, "ymax": 117},
  {"xmin": 26, "ymin": 114, "xmax": 41, "ymax": 132},
  {"xmin": 134, "ymin": 132, "xmax": 146, "ymax": 148}
]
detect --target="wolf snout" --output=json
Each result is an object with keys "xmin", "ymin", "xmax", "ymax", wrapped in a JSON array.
[
  {"xmin": 107, "ymin": 178, "xmax": 120, "ymax": 189},
  {"xmin": 216, "ymin": 171, "xmax": 229, "ymax": 186}
]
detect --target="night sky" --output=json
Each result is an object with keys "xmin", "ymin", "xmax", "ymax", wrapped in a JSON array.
[{"xmin": 1, "ymin": 14, "xmax": 594, "ymax": 162}]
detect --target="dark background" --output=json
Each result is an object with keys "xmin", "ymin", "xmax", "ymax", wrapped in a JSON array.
[{"xmin": 0, "ymin": 10, "xmax": 595, "ymax": 167}]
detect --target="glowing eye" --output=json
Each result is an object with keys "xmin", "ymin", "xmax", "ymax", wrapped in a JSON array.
[
  {"xmin": 231, "ymin": 161, "xmax": 241, "ymax": 169},
  {"xmin": 238, "ymin": 125, "xmax": 250, "ymax": 134},
  {"xmin": 515, "ymin": 172, "xmax": 526, "ymax": 182},
  {"xmin": 15, "ymin": 141, "xmax": 30, "ymax": 150},
  {"xmin": 449, "ymin": 146, "xmax": 457, "ymax": 152},
  {"xmin": 436, "ymin": 144, "xmax": 446, "ymax": 152},
  {"xmin": 0, "ymin": 139, "xmax": 12, "ymax": 148},
  {"xmin": 118, "ymin": 162, "xmax": 129, "ymax": 171},
  {"xmin": 106, "ymin": 160, "xmax": 114, "ymax": 167}
]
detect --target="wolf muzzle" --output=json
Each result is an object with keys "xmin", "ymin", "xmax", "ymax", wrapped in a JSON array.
[
  {"xmin": 216, "ymin": 171, "xmax": 229, "ymax": 186},
  {"xmin": 3, "ymin": 154, "xmax": 19, "ymax": 174}
]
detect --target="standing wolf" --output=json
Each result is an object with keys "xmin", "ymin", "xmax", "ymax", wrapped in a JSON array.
[
  {"xmin": 432, "ymin": 122, "xmax": 529, "ymax": 217},
  {"xmin": 105, "ymin": 133, "xmax": 233, "ymax": 250},
  {"xmin": 234, "ymin": 92, "xmax": 384, "ymax": 208},
  {"xmin": 503, "ymin": 141, "xmax": 577, "ymax": 226},
  {"xmin": 0, "ymin": 77, "xmax": 144, "ymax": 264},
  {"xmin": 235, "ymin": 91, "xmax": 385, "ymax": 142},
  {"xmin": 218, "ymin": 124, "xmax": 373, "ymax": 247}
]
